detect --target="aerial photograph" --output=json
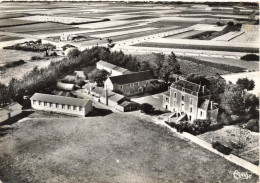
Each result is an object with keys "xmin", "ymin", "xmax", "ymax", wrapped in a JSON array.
[{"xmin": 0, "ymin": 0, "xmax": 259, "ymax": 182}]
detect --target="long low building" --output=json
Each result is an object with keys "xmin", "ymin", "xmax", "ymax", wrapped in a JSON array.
[{"xmin": 30, "ymin": 93, "xmax": 92, "ymax": 117}]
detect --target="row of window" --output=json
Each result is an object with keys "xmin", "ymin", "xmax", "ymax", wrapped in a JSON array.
[
  {"xmin": 33, "ymin": 100, "xmax": 83, "ymax": 111},
  {"xmin": 119, "ymin": 81, "xmax": 149, "ymax": 89},
  {"xmin": 173, "ymin": 92, "xmax": 193, "ymax": 104}
]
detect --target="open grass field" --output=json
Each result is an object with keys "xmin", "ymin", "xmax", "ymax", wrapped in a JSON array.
[{"xmin": 0, "ymin": 112, "xmax": 258, "ymax": 183}]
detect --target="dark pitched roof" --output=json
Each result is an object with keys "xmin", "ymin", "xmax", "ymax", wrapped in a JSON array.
[
  {"xmin": 173, "ymin": 80, "xmax": 201, "ymax": 92},
  {"xmin": 30, "ymin": 93, "xmax": 91, "ymax": 107},
  {"xmin": 108, "ymin": 70, "xmax": 154, "ymax": 85}
]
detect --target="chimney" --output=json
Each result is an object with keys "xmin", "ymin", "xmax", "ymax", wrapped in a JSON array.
[
  {"xmin": 202, "ymin": 85, "xmax": 205, "ymax": 94},
  {"xmin": 210, "ymin": 101, "xmax": 213, "ymax": 110},
  {"xmin": 105, "ymin": 85, "xmax": 108, "ymax": 106}
]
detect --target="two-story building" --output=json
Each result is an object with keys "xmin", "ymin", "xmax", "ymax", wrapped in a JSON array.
[
  {"xmin": 96, "ymin": 60, "xmax": 131, "ymax": 76},
  {"xmin": 162, "ymin": 80, "xmax": 218, "ymax": 123},
  {"xmin": 30, "ymin": 93, "xmax": 92, "ymax": 117},
  {"xmin": 104, "ymin": 70, "xmax": 155, "ymax": 96}
]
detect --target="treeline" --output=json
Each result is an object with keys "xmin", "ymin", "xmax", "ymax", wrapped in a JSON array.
[{"xmin": 0, "ymin": 46, "xmax": 141, "ymax": 106}]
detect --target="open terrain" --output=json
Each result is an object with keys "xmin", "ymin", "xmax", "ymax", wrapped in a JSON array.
[{"xmin": 0, "ymin": 111, "xmax": 258, "ymax": 183}]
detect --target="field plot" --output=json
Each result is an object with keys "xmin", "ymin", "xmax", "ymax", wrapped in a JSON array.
[
  {"xmin": 212, "ymin": 31, "xmax": 245, "ymax": 41},
  {"xmin": 150, "ymin": 21, "xmax": 196, "ymax": 28},
  {"xmin": 0, "ymin": 18, "xmax": 38, "ymax": 28},
  {"xmin": 91, "ymin": 27, "xmax": 158, "ymax": 38},
  {"xmin": 15, "ymin": 15, "xmax": 105, "ymax": 25},
  {"xmin": 165, "ymin": 30, "xmax": 206, "ymax": 39},
  {"xmin": 134, "ymin": 38, "xmax": 259, "ymax": 53},
  {"xmin": 0, "ymin": 35, "xmax": 23, "ymax": 42},
  {"xmin": 194, "ymin": 56, "xmax": 259, "ymax": 71},
  {"xmin": 0, "ymin": 22, "xmax": 79, "ymax": 34},
  {"xmin": 76, "ymin": 20, "xmax": 141, "ymax": 29},
  {"xmin": 0, "ymin": 49, "xmax": 42, "ymax": 65},
  {"xmin": 0, "ymin": 113, "xmax": 258, "ymax": 183},
  {"xmin": 0, "ymin": 13, "xmax": 29, "ymax": 20},
  {"xmin": 198, "ymin": 126, "xmax": 259, "ymax": 165}
]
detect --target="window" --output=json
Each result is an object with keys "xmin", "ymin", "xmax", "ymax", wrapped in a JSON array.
[
  {"xmin": 68, "ymin": 105, "xmax": 71, "ymax": 110},
  {"xmin": 44, "ymin": 102, "xmax": 47, "ymax": 106},
  {"xmin": 79, "ymin": 107, "xmax": 82, "ymax": 111},
  {"xmin": 62, "ymin": 104, "xmax": 65, "ymax": 109},
  {"xmin": 200, "ymin": 111, "xmax": 203, "ymax": 117},
  {"xmin": 190, "ymin": 107, "xmax": 192, "ymax": 113},
  {"xmin": 182, "ymin": 88, "xmax": 185, "ymax": 91},
  {"xmin": 181, "ymin": 104, "xmax": 185, "ymax": 111},
  {"xmin": 182, "ymin": 95, "xmax": 184, "ymax": 101},
  {"xmin": 130, "ymin": 83, "xmax": 134, "ymax": 88},
  {"xmin": 189, "ymin": 115, "xmax": 192, "ymax": 121},
  {"xmin": 56, "ymin": 103, "xmax": 59, "ymax": 108},
  {"xmin": 73, "ymin": 106, "xmax": 77, "ymax": 110},
  {"xmin": 33, "ymin": 100, "xmax": 36, "ymax": 105},
  {"xmin": 165, "ymin": 97, "xmax": 169, "ymax": 103},
  {"xmin": 190, "ymin": 98, "xmax": 193, "ymax": 105},
  {"xmin": 120, "ymin": 85, "xmax": 123, "ymax": 89},
  {"xmin": 174, "ymin": 92, "xmax": 177, "ymax": 98},
  {"xmin": 39, "ymin": 101, "xmax": 42, "ymax": 105}
]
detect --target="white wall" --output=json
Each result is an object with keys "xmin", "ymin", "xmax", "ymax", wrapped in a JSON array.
[{"xmin": 31, "ymin": 100, "xmax": 92, "ymax": 117}]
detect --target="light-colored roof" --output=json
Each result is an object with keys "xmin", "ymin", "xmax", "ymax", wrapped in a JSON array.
[
  {"xmin": 97, "ymin": 60, "xmax": 117, "ymax": 70},
  {"xmin": 30, "ymin": 93, "xmax": 91, "ymax": 107},
  {"xmin": 64, "ymin": 75, "xmax": 76, "ymax": 81},
  {"xmin": 74, "ymin": 71, "xmax": 86, "ymax": 78},
  {"xmin": 0, "ymin": 102, "xmax": 22, "ymax": 115}
]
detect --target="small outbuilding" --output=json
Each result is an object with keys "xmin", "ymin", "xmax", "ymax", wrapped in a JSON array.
[{"xmin": 0, "ymin": 103, "xmax": 23, "ymax": 123}]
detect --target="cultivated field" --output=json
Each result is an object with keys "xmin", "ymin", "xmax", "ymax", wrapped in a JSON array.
[{"xmin": 0, "ymin": 112, "xmax": 258, "ymax": 183}]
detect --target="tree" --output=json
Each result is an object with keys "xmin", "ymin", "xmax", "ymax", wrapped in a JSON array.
[
  {"xmin": 185, "ymin": 73, "xmax": 210, "ymax": 88},
  {"xmin": 66, "ymin": 48, "xmax": 81, "ymax": 58},
  {"xmin": 208, "ymin": 76, "xmax": 226, "ymax": 102},
  {"xmin": 0, "ymin": 83, "xmax": 11, "ymax": 107},
  {"xmin": 88, "ymin": 69, "xmax": 109, "ymax": 86},
  {"xmin": 139, "ymin": 61, "xmax": 151, "ymax": 71},
  {"xmin": 152, "ymin": 52, "xmax": 165, "ymax": 77},
  {"xmin": 220, "ymin": 84, "xmax": 245, "ymax": 115},
  {"xmin": 236, "ymin": 78, "xmax": 255, "ymax": 93},
  {"xmin": 140, "ymin": 103, "xmax": 154, "ymax": 114},
  {"xmin": 160, "ymin": 52, "xmax": 180, "ymax": 83}
]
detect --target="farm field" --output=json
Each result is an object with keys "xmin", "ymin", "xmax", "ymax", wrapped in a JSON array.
[
  {"xmin": 165, "ymin": 30, "xmax": 206, "ymax": 39},
  {"xmin": 0, "ymin": 112, "xmax": 258, "ymax": 183},
  {"xmin": 0, "ymin": 22, "xmax": 79, "ymax": 33},
  {"xmin": 0, "ymin": 49, "xmax": 42, "ymax": 65},
  {"xmin": 0, "ymin": 35, "xmax": 23, "ymax": 42},
  {"xmin": 15, "ymin": 15, "xmax": 105, "ymax": 25},
  {"xmin": 194, "ymin": 56, "xmax": 259, "ymax": 71},
  {"xmin": 0, "ymin": 18, "xmax": 37, "ymax": 27},
  {"xmin": 0, "ymin": 56, "xmax": 64, "ymax": 84}
]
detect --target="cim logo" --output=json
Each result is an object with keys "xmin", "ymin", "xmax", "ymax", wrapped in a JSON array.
[{"xmin": 230, "ymin": 170, "xmax": 253, "ymax": 180}]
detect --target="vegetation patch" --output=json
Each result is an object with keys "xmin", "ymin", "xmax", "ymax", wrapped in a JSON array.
[{"xmin": 0, "ymin": 60, "xmax": 25, "ymax": 71}]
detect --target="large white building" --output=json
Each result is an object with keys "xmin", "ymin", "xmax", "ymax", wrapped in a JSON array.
[{"xmin": 30, "ymin": 93, "xmax": 92, "ymax": 117}]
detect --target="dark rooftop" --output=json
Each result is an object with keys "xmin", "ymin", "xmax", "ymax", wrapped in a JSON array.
[{"xmin": 108, "ymin": 70, "xmax": 154, "ymax": 85}]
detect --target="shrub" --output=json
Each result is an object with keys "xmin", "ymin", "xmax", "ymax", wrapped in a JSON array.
[
  {"xmin": 31, "ymin": 56, "xmax": 41, "ymax": 60},
  {"xmin": 212, "ymin": 141, "xmax": 232, "ymax": 155},
  {"xmin": 140, "ymin": 103, "xmax": 154, "ymax": 114},
  {"xmin": 241, "ymin": 54, "xmax": 259, "ymax": 61},
  {"xmin": 227, "ymin": 21, "xmax": 234, "ymax": 26},
  {"xmin": 65, "ymin": 48, "xmax": 81, "ymax": 58},
  {"xmin": 243, "ymin": 119, "xmax": 259, "ymax": 132}
]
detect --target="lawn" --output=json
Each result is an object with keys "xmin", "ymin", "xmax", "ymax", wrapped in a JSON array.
[{"xmin": 0, "ymin": 111, "xmax": 258, "ymax": 183}]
